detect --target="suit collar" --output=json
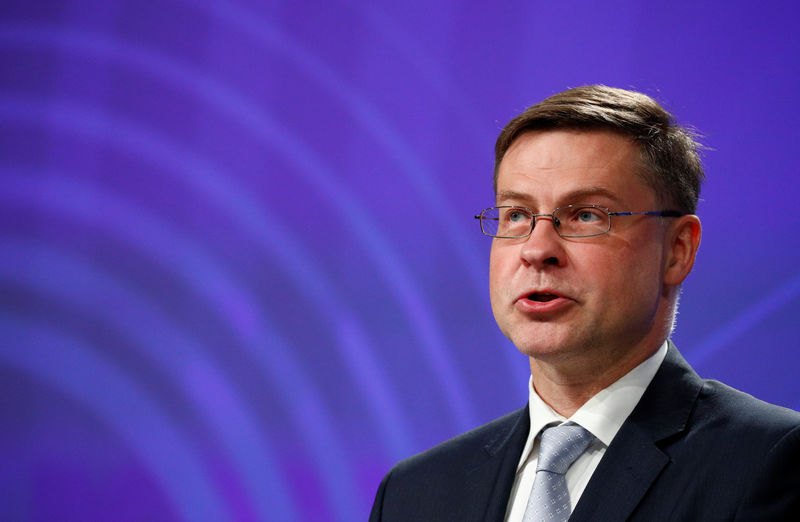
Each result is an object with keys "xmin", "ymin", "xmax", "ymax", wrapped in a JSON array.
[
  {"xmin": 472, "ymin": 342, "xmax": 703, "ymax": 522},
  {"xmin": 484, "ymin": 404, "xmax": 529, "ymax": 456},
  {"xmin": 569, "ymin": 341, "xmax": 703, "ymax": 522},
  {"xmin": 478, "ymin": 405, "xmax": 530, "ymax": 521},
  {"xmin": 624, "ymin": 340, "xmax": 703, "ymax": 442}
]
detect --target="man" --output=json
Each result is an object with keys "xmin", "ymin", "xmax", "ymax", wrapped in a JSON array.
[{"xmin": 369, "ymin": 86, "xmax": 800, "ymax": 521}]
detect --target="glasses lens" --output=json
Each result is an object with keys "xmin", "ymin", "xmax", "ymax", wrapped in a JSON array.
[
  {"xmin": 554, "ymin": 205, "xmax": 610, "ymax": 237},
  {"xmin": 482, "ymin": 207, "xmax": 533, "ymax": 237}
]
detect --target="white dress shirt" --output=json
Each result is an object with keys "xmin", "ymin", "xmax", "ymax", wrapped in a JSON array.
[{"xmin": 504, "ymin": 342, "xmax": 668, "ymax": 522}]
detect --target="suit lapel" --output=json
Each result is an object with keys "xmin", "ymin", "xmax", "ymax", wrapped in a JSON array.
[
  {"xmin": 569, "ymin": 343, "xmax": 703, "ymax": 521},
  {"xmin": 468, "ymin": 405, "xmax": 530, "ymax": 522}
]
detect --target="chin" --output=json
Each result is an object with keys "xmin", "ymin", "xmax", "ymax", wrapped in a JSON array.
[
  {"xmin": 504, "ymin": 320, "xmax": 588, "ymax": 359},
  {"xmin": 511, "ymin": 335, "xmax": 578, "ymax": 361}
]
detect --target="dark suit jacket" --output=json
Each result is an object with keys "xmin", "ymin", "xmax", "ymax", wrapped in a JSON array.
[{"xmin": 370, "ymin": 344, "xmax": 800, "ymax": 521}]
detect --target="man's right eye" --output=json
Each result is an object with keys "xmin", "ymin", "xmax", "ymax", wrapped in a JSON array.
[{"xmin": 507, "ymin": 210, "xmax": 529, "ymax": 222}]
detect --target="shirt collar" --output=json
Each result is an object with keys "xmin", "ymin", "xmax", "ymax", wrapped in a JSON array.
[{"xmin": 516, "ymin": 341, "xmax": 669, "ymax": 471}]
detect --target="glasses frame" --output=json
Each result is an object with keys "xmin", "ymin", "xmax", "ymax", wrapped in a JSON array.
[{"xmin": 474, "ymin": 204, "xmax": 684, "ymax": 239}]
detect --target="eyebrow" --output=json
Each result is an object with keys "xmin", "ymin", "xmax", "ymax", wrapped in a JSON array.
[{"xmin": 496, "ymin": 186, "xmax": 625, "ymax": 207}]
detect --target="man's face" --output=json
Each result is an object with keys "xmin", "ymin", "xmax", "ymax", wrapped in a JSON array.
[{"xmin": 489, "ymin": 130, "xmax": 672, "ymax": 365}]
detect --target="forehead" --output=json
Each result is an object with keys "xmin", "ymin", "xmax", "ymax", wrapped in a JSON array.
[{"xmin": 496, "ymin": 129, "xmax": 654, "ymax": 207}]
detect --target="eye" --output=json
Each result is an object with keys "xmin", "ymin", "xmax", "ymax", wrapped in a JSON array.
[
  {"xmin": 555, "ymin": 205, "xmax": 610, "ymax": 237},
  {"xmin": 505, "ymin": 208, "xmax": 532, "ymax": 223},
  {"xmin": 576, "ymin": 209, "xmax": 602, "ymax": 223},
  {"xmin": 563, "ymin": 205, "xmax": 606, "ymax": 223}
]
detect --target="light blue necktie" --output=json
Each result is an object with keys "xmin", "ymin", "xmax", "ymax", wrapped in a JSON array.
[{"xmin": 522, "ymin": 423, "xmax": 594, "ymax": 522}]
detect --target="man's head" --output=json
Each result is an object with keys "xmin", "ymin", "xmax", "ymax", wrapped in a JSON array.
[
  {"xmin": 487, "ymin": 86, "xmax": 703, "ymax": 376},
  {"xmin": 494, "ymin": 85, "xmax": 704, "ymax": 215}
]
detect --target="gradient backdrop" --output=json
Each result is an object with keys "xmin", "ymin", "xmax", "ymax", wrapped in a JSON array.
[{"xmin": 1, "ymin": 1, "xmax": 799, "ymax": 520}]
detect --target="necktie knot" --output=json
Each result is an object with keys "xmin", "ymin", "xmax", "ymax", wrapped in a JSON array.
[
  {"xmin": 536, "ymin": 423, "xmax": 593, "ymax": 475},
  {"xmin": 523, "ymin": 423, "xmax": 594, "ymax": 522}
]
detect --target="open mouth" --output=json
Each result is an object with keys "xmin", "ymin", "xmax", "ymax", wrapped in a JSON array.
[{"xmin": 527, "ymin": 293, "xmax": 558, "ymax": 302}]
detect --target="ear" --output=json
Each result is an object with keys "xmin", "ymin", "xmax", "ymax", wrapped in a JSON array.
[{"xmin": 663, "ymin": 214, "xmax": 702, "ymax": 286}]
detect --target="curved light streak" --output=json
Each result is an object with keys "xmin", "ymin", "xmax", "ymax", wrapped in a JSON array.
[
  {"xmin": 181, "ymin": 0, "xmax": 523, "ymax": 401},
  {"xmin": 0, "ymin": 314, "xmax": 229, "ymax": 522},
  {"xmin": 182, "ymin": 0, "xmax": 488, "ymax": 295},
  {"xmin": 184, "ymin": 0, "xmax": 524, "ymax": 386},
  {"xmin": 0, "ymin": 90, "xmax": 413, "ymax": 460},
  {"xmin": 1, "ymin": 215, "xmax": 297, "ymax": 520},
  {"xmin": 154, "ymin": 0, "xmax": 501, "ymax": 422},
  {"xmin": 0, "ymin": 26, "xmax": 477, "ymax": 432},
  {"xmin": 688, "ymin": 272, "xmax": 800, "ymax": 367},
  {"xmin": 0, "ymin": 172, "xmax": 360, "ymax": 519},
  {"xmin": 346, "ymin": 0, "xmax": 490, "ymax": 147}
]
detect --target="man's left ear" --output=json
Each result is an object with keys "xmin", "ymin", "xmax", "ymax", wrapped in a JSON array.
[{"xmin": 663, "ymin": 215, "xmax": 702, "ymax": 286}]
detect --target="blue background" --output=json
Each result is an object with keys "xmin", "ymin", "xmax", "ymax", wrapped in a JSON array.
[{"xmin": 1, "ymin": 1, "xmax": 798, "ymax": 520}]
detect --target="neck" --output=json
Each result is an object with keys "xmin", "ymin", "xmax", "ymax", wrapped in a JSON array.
[{"xmin": 529, "ymin": 339, "xmax": 663, "ymax": 417}]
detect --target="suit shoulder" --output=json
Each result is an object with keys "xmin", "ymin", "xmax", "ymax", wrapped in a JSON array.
[
  {"xmin": 663, "ymin": 345, "xmax": 799, "ymax": 430},
  {"xmin": 391, "ymin": 406, "xmax": 527, "ymax": 477},
  {"xmin": 370, "ymin": 408, "xmax": 528, "ymax": 521},
  {"xmin": 697, "ymin": 379, "xmax": 800, "ymax": 434}
]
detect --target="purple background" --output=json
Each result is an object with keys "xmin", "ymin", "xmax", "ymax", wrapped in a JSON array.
[{"xmin": 1, "ymin": 1, "xmax": 799, "ymax": 520}]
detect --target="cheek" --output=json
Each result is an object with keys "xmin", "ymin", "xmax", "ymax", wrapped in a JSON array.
[
  {"xmin": 594, "ymin": 243, "xmax": 664, "ymax": 305},
  {"xmin": 488, "ymin": 242, "xmax": 504, "ymax": 281},
  {"xmin": 578, "ymin": 242, "xmax": 658, "ymax": 297},
  {"xmin": 489, "ymin": 243, "xmax": 515, "ymax": 301}
]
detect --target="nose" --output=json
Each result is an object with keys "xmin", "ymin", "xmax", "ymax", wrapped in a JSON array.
[{"xmin": 519, "ymin": 214, "xmax": 566, "ymax": 268}]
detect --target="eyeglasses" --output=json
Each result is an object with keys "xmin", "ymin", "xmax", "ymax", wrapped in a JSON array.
[{"xmin": 475, "ymin": 205, "xmax": 684, "ymax": 239}]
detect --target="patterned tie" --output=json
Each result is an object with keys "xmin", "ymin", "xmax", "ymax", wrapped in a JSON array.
[{"xmin": 522, "ymin": 423, "xmax": 594, "ymax": 522}]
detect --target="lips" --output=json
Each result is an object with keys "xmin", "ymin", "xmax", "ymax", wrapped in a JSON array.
[
  {"xmin": 527, "ymin": 293, "xmax": 558, "ymax": 302},
  {"xmin": 516, "ymin": 288, "xmax": 567, "ymax": 303},
  {"xmin": 514, "ymin": 288, "xmax": 572, "ymax": 314}
]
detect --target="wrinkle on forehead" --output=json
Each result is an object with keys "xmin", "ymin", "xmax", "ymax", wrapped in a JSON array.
[
  {"xmin": 495, "ymin": 129, "xmax": 653, "ymax": 209},
  {"xmin": 502, "ymin": 129, "xmax": 636, "ymax": 172},
  {"xmin": 496, "ymin": 186, "xmax": 625, "ymax": 208}
]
